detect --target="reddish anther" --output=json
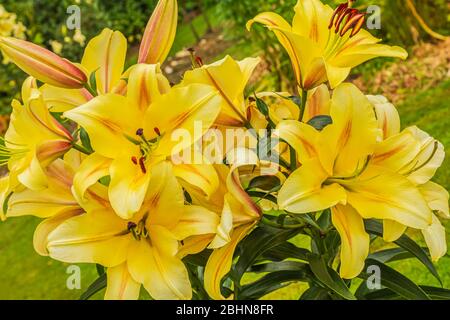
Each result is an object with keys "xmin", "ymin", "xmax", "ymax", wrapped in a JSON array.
[{"xmin": 139, "ymin": 157, "xmax": 147, "ymax": 174}]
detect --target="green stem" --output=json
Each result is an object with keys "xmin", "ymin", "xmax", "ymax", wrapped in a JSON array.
[
  {"xmin": 72, "ymin": 143, "xmax": 92, "ymax": 155},
  {"xmin": 261, "ymin": 216, "xmax": 306, "ymax": 230}
]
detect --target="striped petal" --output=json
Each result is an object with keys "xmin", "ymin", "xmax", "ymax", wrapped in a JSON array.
[{"xmin": 105, "ymin": 263, "xmax": 141, "ymax": 300}]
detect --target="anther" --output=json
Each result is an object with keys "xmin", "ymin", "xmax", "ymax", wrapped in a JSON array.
[
  {"xmin": 131, "ymin": 156, "xmax": 138, "ymax": 165},
  {"xmin": 139, "ymin": 157, "xmax": 147, "ymax": 174},
  {"xmin": 329, "ymin": 3, "xmax": 348, "ymax": 29},
  {"xmin": 136, "ymin": 128, "xmax": 144, "ymax": 136},
  {"xmin": 127, "ymin": 222, "xmax": 137, "ymax": 231},
  {"xmin": 195, "ymin": 56, "xmax": 204, "ymax": 67},
  {"xmin": 154, "ymin": 127, "xmax": 161, "ymax": 136},
  {"xmin": 340, "ymin": 12, "xmax": 365, "ymax": 37}
]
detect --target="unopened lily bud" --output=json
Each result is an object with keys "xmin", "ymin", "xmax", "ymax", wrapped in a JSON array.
[
  {"xmin": 138, "ymin": 0, "xmax": 178, "ymax": 64},
  {"xmin": 0, "ymin": 37, "xmax": 87, "ymax": 88}
]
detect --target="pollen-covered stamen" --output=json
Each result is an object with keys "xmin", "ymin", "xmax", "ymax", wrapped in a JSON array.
[
  {"xmin": 350, "ymin": 14, "xmax": 366, "ymax": 37},
  {"xmin": 131, "ymin": 156, "xmax": 138, "ymax": 165},
  {"xmin": 136, "ymin": 128, "xmax": 144, "ymax": 136},
  {"xmin": 195, "ymin": 56, "xmax": 204, "ymax": 67},
  {"xmin": 340, "ymin": 12, "xmax": 366, "ymax": 37},
  {"xmin": 139, "ymin": 157, "xmax": 147, "ymax": 174},
  {"xmin": 154, "ymin": 127, "xmax": 161, "ymax": 136},
  {"xmin": 329, "ymin": 3, "xmax": 348, "ymax": 29}
]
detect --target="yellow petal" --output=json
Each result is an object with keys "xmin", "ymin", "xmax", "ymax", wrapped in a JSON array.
[
  {"xmin": 171, "ymin": 205, "xmax": 219, "ymax": 240},
  {"xmin": 127, "ymin": 63, "xmax": 170, "ymax": 112},
  {"xmin": 81, "ymin": 28, "xmax": 127, "ymax": 94},
  {"xmin": 144, "ymin": 161, "xmax": 185, "ymax": 229},
  {"xmin": 323, "ymin": 62, "xmax": 351, "ymax": 89},
  {"xmin": 105, "ymin": 263, "xmax": 141, "ymax": 300},
  {"xmin": 72, "ymin": 153, "xmax": 112, "ymax": 207},
  {"xmin": 343, "ymin": 165, "xmax": 432, "ymax": 229},
  {"xmin": 278, "ymin": 159, "xmax": 347, "ymax": 214},
  {"xmin": 422, "ymin": 214, "xmax": 447, "ymax": 262},
  {"xmin": 292, "ymin": 0, "xmax": 334, "ymax": 47},
  {"xmin": 208, "ymin": 195, "xmax": 234, "ymax": 249},
  {"xmin": 368, "ymin": 95, "xmax": 400, "ymax": 139},
  {"xmin": 303, "ymin": 84, "xmax": 331, "ymax": 122},
  {"xmin": 17, "ymin": 150, "xmax": 48, "ymax": 191},
  {"xmin": 383, "ymin": 220, "xmax": 407, "ymax": 242},
  {"xmin": 64, "ymin": 94, "xmax": 142, "ymax": 158},
  {"xmin": 177, "ymin": 234, "xmax": 214, "ymax": 258},
  {"xmin": 127, "ymin": 225, "xmax": 192, "ymax": 300},
  {"xmin": 275, "ymin": 120, "xmax": 319, "ymax": 163},
  {"xmin": 144, "ymin": 84, "xmax": 222, "ymax": 158},
  {"xmin": 138, "ymin": 0, "xmax": 178, "ymax": 64},
  {"xmin": 401, "ymin": 126, "xmax": 445, "ymax": 185},
  {"xmin": 419, "ymin": 182, "xmax": 450, "ymax": 219},
  {"xmin": 332, "ymin": 204, "xmax": 370, "ymax": 279},
  {"xmin": 41, "ymin": 84, "xmax": 91, "ymax": 113},
  {"xmin": 172, "ymin": 163, "xmax": 219, "ymax": 199},
  {"xmin": 47, "ymin": 209, "xmax": 131, "ymax": 266},
  {"xmin": 109, "ymin": 155, "xmax": 152, "ymax": 219},
  {"xmin": 180, "ymin": 56, "xmax": 254, "ymax": 126},
  {"xmin": 319, "ymin": 83, "xmax": 379, "ymax": 176},
  {"xmin": 33, "ymin": 209, "xmax": 83, "ymax": 256},
  {"xmin": 204, "ymin": 223, "xmax": 255, "ymax": 300},
  {"xmin": 371, "ymin": 129, "xmax": 421, "ymax": 172},
  {"xmin": 333, "ymin": 41, "xmax": 408, "ymax": 68}
]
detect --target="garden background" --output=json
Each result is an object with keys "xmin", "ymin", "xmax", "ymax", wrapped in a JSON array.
[{"xmin": 0, "ymin": 0, "xmax": 448, "ymax": 299}]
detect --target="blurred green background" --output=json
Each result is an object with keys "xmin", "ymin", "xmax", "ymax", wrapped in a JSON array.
[{"xmin": 0, "ymin": 0, "xmax": 448, "ymax": 299}]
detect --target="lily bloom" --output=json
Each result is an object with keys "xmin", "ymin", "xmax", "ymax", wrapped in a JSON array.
[
  {"xmin": 178, "ymin": 150, "xmax": 262, "ymax": 300},
  {"xmin": 4, "ymin": 150, "xmax": 109, "ymax": 255},
  {"xmin": 276, "ymin": 83, "xmax": 442, "ymax": 278},
  {"xmin": 247, "ymin": 0, "xmax": 408, "ymax": 89},
  {"xmin": 64, "ymin": 65, "xmax": 223, "ymax": 219},
  {"xmin": 0, "ymin": 77, "xmax": 73, "ymax": 196},
  {"xmin": 139, "ymin": 0, "xmax": 178, "ymax": 65},
  {"xmin": 369, "ymin": 95, "xmax": 448, "ymax": 261},
  {"xmin": 46, "ymin": 161, "xmax": 218, "ymax": 300},
  {"xmin": 0, "ymin": 36, "xmax": 87, "ymax": 88},
  {"xmin": 180, "ymin": 55, "xmax": 260, "ymax": 127}
]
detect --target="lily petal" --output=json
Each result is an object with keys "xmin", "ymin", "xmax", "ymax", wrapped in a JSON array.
[
  {"xmin": 278, "ymin": 159, "xmax": 347, "ymax": 213},
  {"xmin": 332, "ymin": 204, "xmax": 370, "ymax": 279},
  {"xmin": 47, "ymin": 209, "xmax": 131, "ymax": 267},
  {"xmin": 105, "ymin": 263, "xmax": 140, "ymax": 300},
  {"xmin": 419, "ymin": 182, "xmax": 450, "ymax": 219},
  {"xmin": 171, "ymin": 205, "xmax": 219, "ymax": 240},
  {"xmin": 383, "ymin": 220, "xmax": 407, "ymax": 242},
  {"xmin": 422, "ymin": 214, "xmax": 447, "ymax": 262}
]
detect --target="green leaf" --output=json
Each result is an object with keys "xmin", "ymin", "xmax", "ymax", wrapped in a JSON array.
[
  {"xmin": 249, "ymin": 261, "xmax": 308, "ymax": 273},
  {"xmin": 80, "ymin": 273, "xmax": 106, "ymax": 300},
  {"xmin": 368, "ymin": 248, "xmax": 413, "ymax": 263},
  {"xmin": 359, "ymin": 286, "xmax": 450, "ymax": 300},
  {"xmin": 238, "ymin": 270, "xmax": 312, "ymax": 300},
  {"xmin": 247, "ymin": 175, "xmax": 281, "ymax": 191},
  {"xmin": 79, "ymin": 127, "xmax": 93, "ymax": 153},
  {"xmin": 96, "ymin": 264, "xmax": 105, "ymax": 276},
  {"xmin": 255, "ymin": 95, "xmax": 269, "ymax": 116},
  {"xmin": 183, "ymin": 250, "xmax": 212, "ymax": 266},
  {"xmin": 359, "ymin": 259, "xmax": 431, "ymax": 300},
  {"xmin": 233, "ymin": 225, "xmax": 301, "ymax": 282},
  {"xmin": 365, "ymin": 220, "xmax": 442, "ymax": 285},
  {"xmin": 420, "ymin": 286, "xmax": 450, "ymax": 300},
  {"xmin": 300, "ymin": 285, "xmax": 331, "ymax": 300},
  {"xmin": 307, "ymin": 115, "xmax": 332, "ymax": 131},
  {"xmin": 262, "ymin": 242, "xmax": 310, "ymax": 262},
  {"xmin": 308, "ymin": 254, "xmax": 356, "ymax": 300}
]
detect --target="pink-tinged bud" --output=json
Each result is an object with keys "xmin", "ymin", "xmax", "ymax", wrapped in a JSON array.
[
  {"xmin": 0, "ymin": 37, "xmax": 87, "ymax": 88},
  {"xmin": 138, "ymin": 0, "xmax": 178, "ymax": 64}
]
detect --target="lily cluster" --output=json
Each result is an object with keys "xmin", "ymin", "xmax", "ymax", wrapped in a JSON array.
[{"xmin": 0, "ymin": 0, "xmax": 448, "ymax": 300}]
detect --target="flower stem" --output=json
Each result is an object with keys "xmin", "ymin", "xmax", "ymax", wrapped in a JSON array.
[{"xmin": 72, "ymin": 143, "xmax": 92, "ymax": 155}]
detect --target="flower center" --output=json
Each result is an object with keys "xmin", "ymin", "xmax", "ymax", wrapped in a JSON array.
[
  {"xmin": 323, "ymin": 1, "xmax": 366, "ymax": 59},
  {"xmin": 127, "ymin": 128, "xmax": 162, "ymax": 174},
  {"xmin": 128, "ymin": 220, "xmax": 149, "ymax": 241}
]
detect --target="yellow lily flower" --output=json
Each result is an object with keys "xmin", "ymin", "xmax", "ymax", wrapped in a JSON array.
[
  {"xmin": 0, "ymin": 77, "xmax": 73, "ymax": 193},
  {"xmin": 47, "ymin": 161, "xmax": 218, "ymax": 300},
  {"xmin": 368, "ymin": 96, "xmax": 448, "ymax": 260},
  {"xmin": 5, "ymin": 149, "xmax": 109, "ymax": 256},
  {"xmin": 277, "ymin": 83, "xmax": 437, "ymax": 279},
  {"xmin": 0, "ymin": 36, "xmax": 87, "ymax": 88},
  {"xmin": 247, "ymin": 0, "xmax": 408, "ymax": 89},
  {"xmin": 64, "ymin": 65, "xmax": 223, "ymax": 219},
  {"xmin": 180, "ymin": 55, "xmax": 260, "ymax": 127},
  {"xmin": 177, "ymin": 150, "xmax": 262, "ymax": 300},
  {"xmin": 138, "ymin": 0, "xmax": 178, "ymax": 65}
]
